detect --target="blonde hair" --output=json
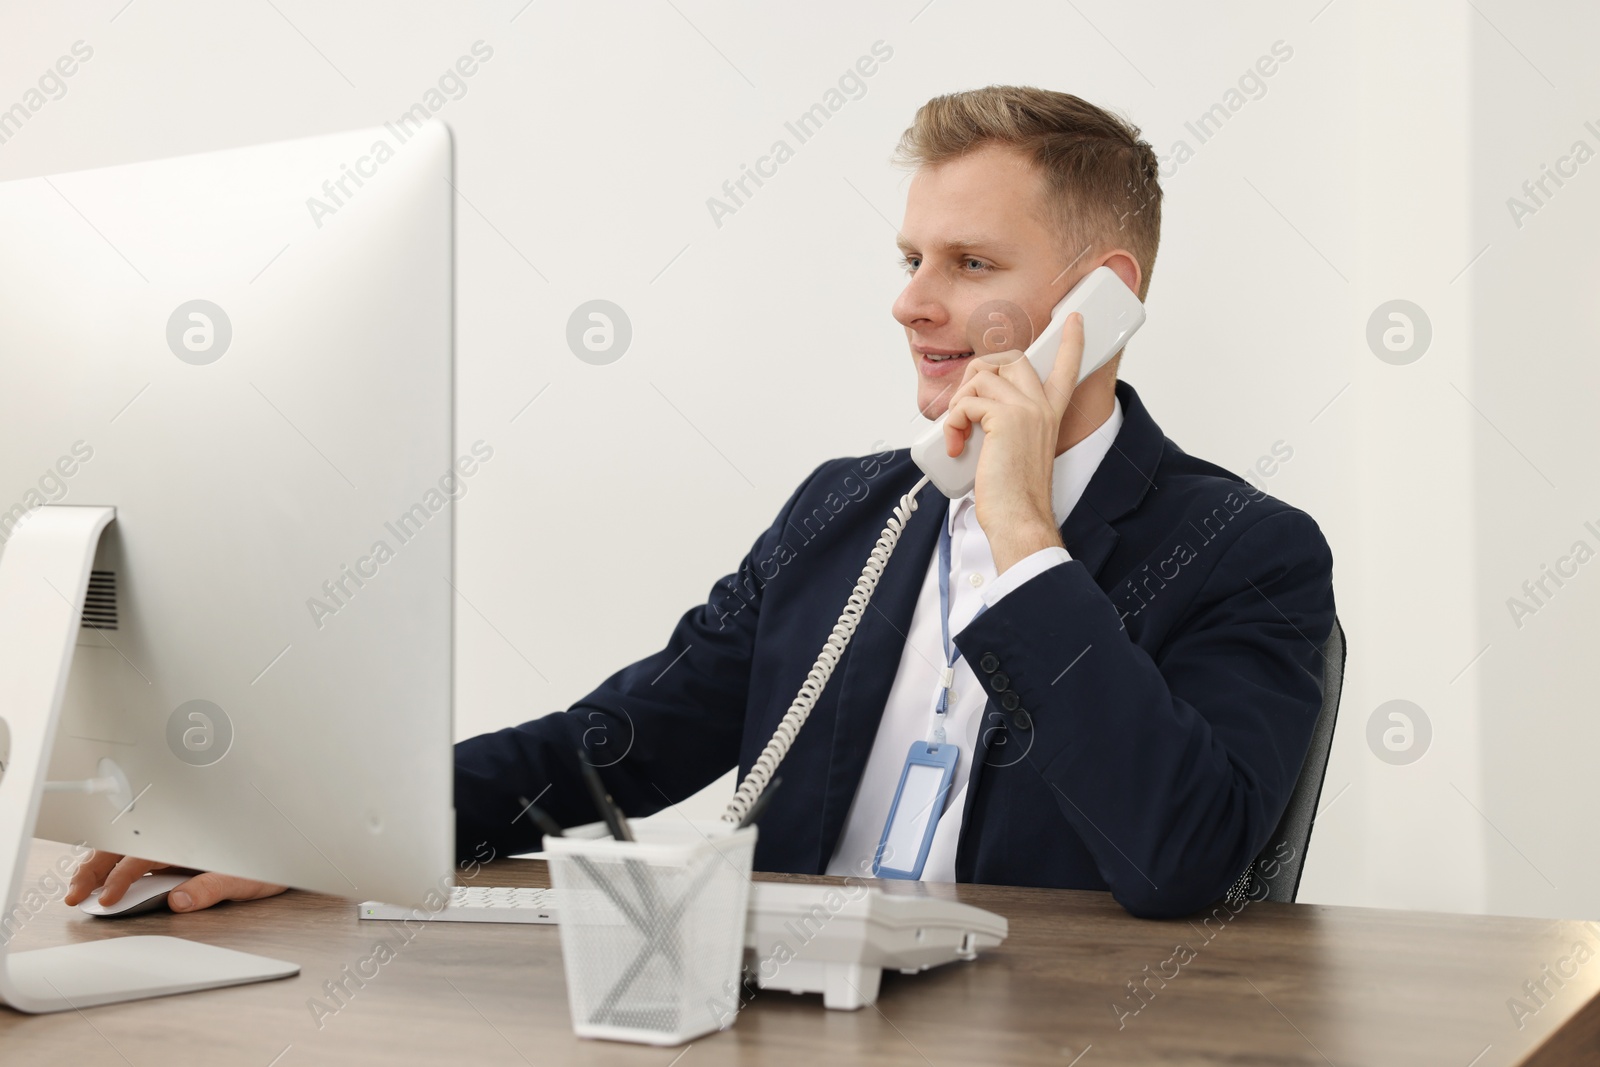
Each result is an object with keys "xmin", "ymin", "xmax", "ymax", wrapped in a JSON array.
[{"xmin": 894, "ymin": 86, "xmax": 1161, "ymax": 300}]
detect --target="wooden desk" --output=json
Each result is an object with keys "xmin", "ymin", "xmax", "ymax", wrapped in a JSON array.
[{"xmin": 3, "ymin": 839, "xmax": 1597, "ymax": 1065}]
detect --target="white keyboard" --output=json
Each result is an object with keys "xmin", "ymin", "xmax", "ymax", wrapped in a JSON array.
[{"xmin": 358, "ymin": 885, "xmax": 558, "ymax": 924}]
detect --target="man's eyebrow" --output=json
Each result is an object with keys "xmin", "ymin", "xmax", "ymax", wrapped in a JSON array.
[{"xmin": 894, "ymin": 234, "xmax": 1011, "ymax": 256}]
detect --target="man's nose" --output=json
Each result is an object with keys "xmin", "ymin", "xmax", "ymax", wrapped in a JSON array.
[{"xmin": 892, "ymin": 272, "xmax": 949, "ymax": 331}]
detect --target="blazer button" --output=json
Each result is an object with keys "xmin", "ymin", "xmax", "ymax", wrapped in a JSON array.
[
  {"xmin": 989, "ymin": 672, "xmax": 1009, "ymax": 693},
  {"xmin": 979, "ymin": 653, "xmax": 999, "ymax": 673},
  {"xmin": 1013, "ymin": 710, "xmax": 1033, "ymax": 731},
  {"xmin": 1001, "ymin": 692, "xmax": 1020, "ymax": 711}
]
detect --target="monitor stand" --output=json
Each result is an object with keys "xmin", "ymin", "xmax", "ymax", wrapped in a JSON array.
[{"xmin": 0, "ymin": 505, "xmax": 298, "ymax": 1013}]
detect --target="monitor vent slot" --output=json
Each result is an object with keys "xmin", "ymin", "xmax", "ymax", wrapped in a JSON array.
[{"xmin": 81, "ymin": 570, "xmax": 118, "ymax": 630}]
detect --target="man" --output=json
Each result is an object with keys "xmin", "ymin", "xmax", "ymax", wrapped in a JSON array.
[{"xmin": 69, "ymin": 86, "xmax": 1335, "ymax": 920}]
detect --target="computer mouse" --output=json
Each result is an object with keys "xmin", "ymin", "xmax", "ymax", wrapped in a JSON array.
[{"xmin": 76, "ymin": 872, "xmax": 191, "ymax": 917}]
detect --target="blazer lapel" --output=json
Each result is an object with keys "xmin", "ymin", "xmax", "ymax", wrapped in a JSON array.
[
  {"xmin": 1061, "ymin": 504, "xmax": 1120, "ymax": 581},
  {"xmin": 1059, "ymin": 379, "xmax": 1165, "ymax": 581}
]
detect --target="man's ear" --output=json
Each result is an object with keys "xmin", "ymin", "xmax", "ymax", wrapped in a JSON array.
[{"xmin": 1098, "ymin": 250, "xmax": 1142, "ymax": 299}]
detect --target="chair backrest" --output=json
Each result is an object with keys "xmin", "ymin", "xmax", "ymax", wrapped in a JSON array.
[{"xmin": 1227, "ymin": 617, "xmax": 1346, "ymax": 905}]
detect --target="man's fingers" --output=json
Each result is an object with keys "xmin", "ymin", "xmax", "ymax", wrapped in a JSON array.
[
  {"xmin": 940, "ymin": 359, "xmax": 992, "ymax": 432},
  {"xmin": 64, "ymin": 850, "xmax": 124, "ymax": 906},
  {"xmin": 967, "ymin": 363, "xmax": 1038, "ymax": 406},
  {"xmin": 971, "ymin": 347, "xmax": 1064, "ymax": 407},
  {"xmin": 948, "ymin": 358, "xmax": 1026, "ymax": 406},
  {"xmin": 957, "ymin": 354, "xmax": 989, "ymax": 387},
  {"xmin": 168, "ymin": 872, "xmax": 288, "ymax": 913},
  {"xmin": 62, "ymin": 852, "xmax": 285, "ymax": 914},
  {"xmin": 1042, "ymin": 312, "xmax": 1086, "ymax": 411},
  {"xmin": 96, "ymin": 856, "xmax": 167, "ymax": 906},
  {"xmin": 946, "ymin": 364, "xmax": 1037, "ymax": 424},
  {"xmin": 976, "ymin": 347, "xmax": 1029, "ymax": 372},
  {"xmin": 951, "ymin": 349, "xmax": 1020, "ymax": 397},
  {"xmin": 944, "ymin": 395, "xmax": 999, "ymax": 457}
]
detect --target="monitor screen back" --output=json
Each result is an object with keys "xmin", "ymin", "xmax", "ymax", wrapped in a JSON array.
[{"xmin": 0, "ymin": 120, "xmax": 455, "ymax": 904}]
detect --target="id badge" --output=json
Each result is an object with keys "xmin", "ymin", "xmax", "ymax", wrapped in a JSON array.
[{"xmin": 873, "ymin": 741, "xmax": 959, "ymax": 879}]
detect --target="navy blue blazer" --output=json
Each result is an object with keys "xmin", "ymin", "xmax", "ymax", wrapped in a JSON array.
[{"xmin": 454, "ymin": 380, "xmax": 1337, "ymax": 918}]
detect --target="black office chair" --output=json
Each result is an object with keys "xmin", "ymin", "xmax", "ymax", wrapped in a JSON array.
[{"xmin": 1224, "ymin": 616, "xmax": 1346, "ymax": 905}]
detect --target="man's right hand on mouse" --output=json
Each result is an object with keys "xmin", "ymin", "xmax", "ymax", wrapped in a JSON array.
[{"xmin": 64, "ymin": 850, "xmax": 288, "ymax": 912}]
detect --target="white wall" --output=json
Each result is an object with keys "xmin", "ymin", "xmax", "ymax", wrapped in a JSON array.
[
  {"xmin": 2, "ymin": 0, "xmax": 1590, "ymax": 919},
  {"xmin": 1469, "ymin": 4, "xmax": 1600, "ymax": 920}
]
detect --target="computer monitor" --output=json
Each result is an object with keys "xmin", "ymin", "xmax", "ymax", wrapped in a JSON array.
[{"xmin": 0, "ymin": 120, "xmax": 456, "ymax": 1011}]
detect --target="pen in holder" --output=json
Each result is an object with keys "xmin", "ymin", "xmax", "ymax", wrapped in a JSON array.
[{"xmin": 544, "ymin": 819, "xmax": 757, "ymax": 1045}]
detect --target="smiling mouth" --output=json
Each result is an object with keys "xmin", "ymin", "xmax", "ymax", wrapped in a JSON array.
[{"xmin": 922, "ymin": 351, "xmax": 973, "ymax": 363}]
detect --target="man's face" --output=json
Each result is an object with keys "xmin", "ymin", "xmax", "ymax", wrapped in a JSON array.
[{"xmin": 893, "ymin": 142, "xmax": 1095, "ymax": 420}]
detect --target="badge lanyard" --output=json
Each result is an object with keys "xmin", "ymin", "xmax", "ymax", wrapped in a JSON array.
[
  {"xmin": 932, "ymin": 514, "xmax": 985, "ymax": 741},
  {"xmin": 874, "ymin": 512, "xmax": 985, "ymax": 879}
]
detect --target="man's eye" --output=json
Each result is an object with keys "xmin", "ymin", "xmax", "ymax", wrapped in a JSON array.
[
  {"xmin": 898, "ymin": 255, "xmax": 920, "ymax": 274},
  {"xmin": 964, "ymin": 258, "xmax": 989, "ymax": 272}
]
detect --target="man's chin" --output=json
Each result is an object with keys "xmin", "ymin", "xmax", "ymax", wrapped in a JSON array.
[{"xmin": 915, "ymin": 386, "xmax": 954, "ymax": 422}]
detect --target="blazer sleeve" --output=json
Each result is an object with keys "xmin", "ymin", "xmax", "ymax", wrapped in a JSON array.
[
  {"xmin": 952, "ymin": 507, "xmax": 1336, "ymax": 918},
  {"xmin": 452, "ymin": 462, "xmax": 828, "ymax": 862}
]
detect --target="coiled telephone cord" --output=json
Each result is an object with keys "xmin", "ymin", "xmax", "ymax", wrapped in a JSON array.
[{"xmin": 721, "ymin": 473, "xmax": 932, "ymax": 826}]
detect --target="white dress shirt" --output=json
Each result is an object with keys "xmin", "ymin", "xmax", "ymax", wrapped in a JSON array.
[{"xmin": 824, "ymin": 397, "xmax": 1124, "ymax": 882}]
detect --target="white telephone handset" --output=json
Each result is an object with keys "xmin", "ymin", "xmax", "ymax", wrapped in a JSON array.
[
  {"xmin": 720, "ymin": 266, "xmax": 1146, "ymax": 826},
  {"xmin": 909, "ymin": 265, "xmax": 1145, "ymax": 499}
]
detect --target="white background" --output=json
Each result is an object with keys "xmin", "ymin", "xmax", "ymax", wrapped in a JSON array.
[{"xmin": 2, "ymin": 0, "xmax": 1594, "ymax": 921}]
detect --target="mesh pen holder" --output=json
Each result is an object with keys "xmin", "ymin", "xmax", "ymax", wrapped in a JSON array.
[{"xmin": 544, "ymin": 820, "xmax": 756, "ymax": 1046}]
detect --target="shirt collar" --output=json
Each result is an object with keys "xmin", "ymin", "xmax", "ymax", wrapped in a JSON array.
[{"xmin": 947, "ymin": 395, "xmax": 1125, "ymax": 535}]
